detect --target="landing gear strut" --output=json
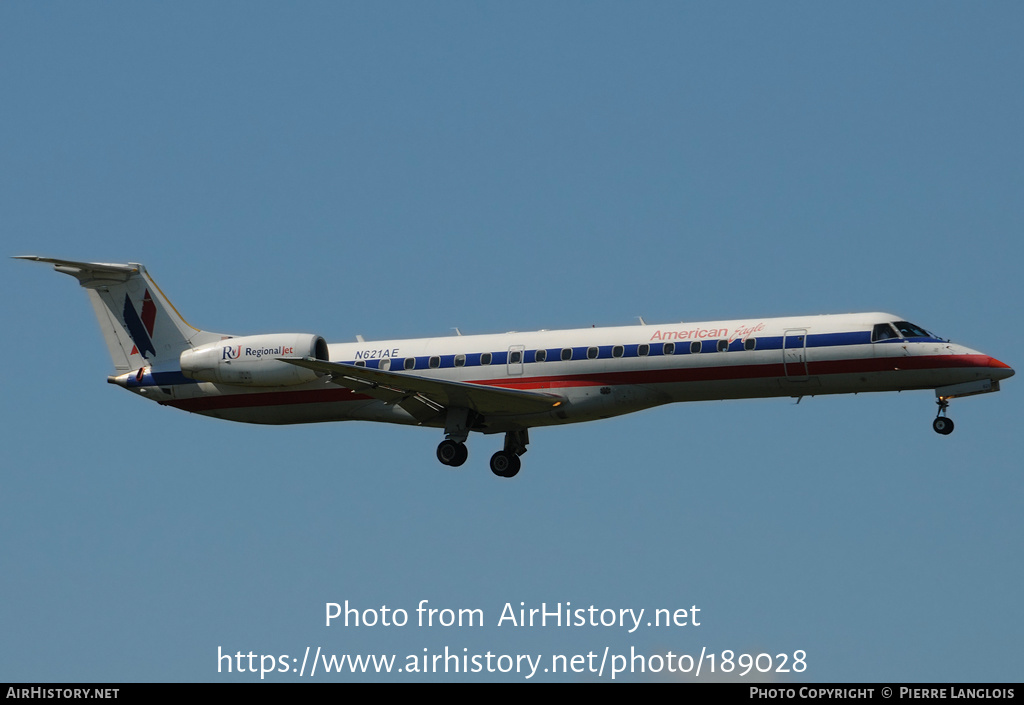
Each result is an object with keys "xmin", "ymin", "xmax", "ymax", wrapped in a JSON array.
[
  {"xmin": 933, "ymin": 397, "xmax": 954, "ymax": 435},
  {"xmin": 490, "ymin": 429, "xmax": 529, "ymax": 478},
  {"xmin": 435, "ymin": 416, "xmax": 530, "ymax": 476},
  {"xmin": 437, "ymin": 408, "xmax": 474, "ymax": 467}
]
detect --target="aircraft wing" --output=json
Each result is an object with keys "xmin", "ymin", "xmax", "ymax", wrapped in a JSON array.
[{"xmin": 280, "ymin": 357, "xmax": 566, "ymax": 423}]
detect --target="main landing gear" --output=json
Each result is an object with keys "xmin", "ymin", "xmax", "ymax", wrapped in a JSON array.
[
  {"xmin": 489, "ymin": 451, "xmax": 520, "ymax": 478},
  {"xmin": 932, "ymin": 397, "xmax": 954, "ymax": 435},
  {"xmin": 489, "ymin": 430, "xmax": 529, "ymax": 479},
  {"xmin": 437, "ymin": 408, "xmax": 473, "ymax": 468},
  {"xmin": 436, "ymin": 439, "xmax": 469, "ymax": 466},
  {"xmin": 435, "ymin": 429, "xmax": 530, "ymax": 478}
]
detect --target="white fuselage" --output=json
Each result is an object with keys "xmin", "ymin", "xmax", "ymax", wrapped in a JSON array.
[
  {"xmin": 134, "ymin": 312, "xmax": 1011, "ymax": 435},
  {"xmin": 22, "ymin": 257, "xmax": 1012, "ymax": 474}
]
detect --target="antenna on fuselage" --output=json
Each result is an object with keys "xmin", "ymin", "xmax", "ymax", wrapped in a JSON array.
[{"xmin": 637, "ymin": 316, "xmax": 647, "ymax": 326}]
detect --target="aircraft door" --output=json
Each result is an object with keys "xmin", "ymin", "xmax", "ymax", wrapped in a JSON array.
[{"xmin": 783, "ymin": 329, "xmax": 809, "ymax": 380}]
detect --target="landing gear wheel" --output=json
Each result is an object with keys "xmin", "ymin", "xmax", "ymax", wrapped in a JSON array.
[
  {"xmin": 932, "ymin": 417, "xmax": 954, "ymax": 435},
  {"xmin": 437, "ymin": 440, "xmax": 468, "ymax": 467},
  {"xmin": 489, "ymin": 451, "xmax": 521, "ymax": 478}
]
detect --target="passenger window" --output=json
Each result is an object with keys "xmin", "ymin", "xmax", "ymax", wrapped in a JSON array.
[
  {"xmin": 612, "ymin": 345, "xmax": 624, "ymax": 358},
  {"xmin": 561, "ymin": 348, "xmax": 573, "ymax": 361},
  {"xmin": 480, "ymin": 352, "xmax": 492, "ymax": 365},
  {"xmin": 509, "ymin": 350, "xmax": 522, "ymax": 364},
  {"xmin": 455, "ymin": 354, "xmax": 466, "ymax": 367},
  {"xmin": 638, "ymin": 344, "xmax": 649, "ymax": 357},
  {"xmin": 717, "ymin": 339, "xmax": 729, "ymax": 352},
  {"xmin": 354, "ymin": 360, "xmax": 366, "ymax": 367},
  {"xmin": 405, "ymin": 357, "xmax": 416, "ymax": 370},
  {"xmin": 690, "ymin": 341, "xmax": 701, "ymax": 354},
  {"xmin": 380, "ymin": 358, "xmax": 391, "ymax": 371},
  {"xmin": 663, "ymin": 342, "xmax": 675, "ymax": 355},
  {"xmin": 744, "ymin": 338, "xmax": 756, "ymax": 351},
  {"xmin": 535, "ymin": 349, "xmax": 546, "ymax": 362},
  {"xmin": 429, "ymin": 356, "xmax": 440, "ymax": 369},
  {"xmin": 587, "ymin": 347, "xmax": 598, "ymax": 359}
]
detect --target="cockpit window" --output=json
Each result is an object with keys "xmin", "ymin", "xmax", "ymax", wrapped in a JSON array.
[
  {"xmin": 893, "ymin": 321, "xmax": 932, "ymax": 338},
  {"xmin": 873, "ymin": 321, "xmax": 939, "ymax": 342},
  {"xmin": 872, "ymin": 323, "xmax": 900, "ymax": 342}
]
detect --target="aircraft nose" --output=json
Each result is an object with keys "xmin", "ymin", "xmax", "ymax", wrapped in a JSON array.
[{"xmin": 986, "ymin": 357, "xmax": 1015, "ymax": 381}]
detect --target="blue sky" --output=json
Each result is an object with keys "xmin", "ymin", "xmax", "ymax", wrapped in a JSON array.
[{"xmin": 2, "ymin": 3, "xmax": 1022, "ymax": 682}]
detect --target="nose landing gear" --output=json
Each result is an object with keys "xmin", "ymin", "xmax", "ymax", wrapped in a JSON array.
[
  {"xmin": 933, "ymin": 397, "xmax": 954, "ymax": 435},
  {"xmin": 931, "ymin": 378, "xmax": 1005, "ymax": 436}
]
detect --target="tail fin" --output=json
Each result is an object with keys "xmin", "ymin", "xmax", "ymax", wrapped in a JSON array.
[{"xmin": 16, "ymin": 256, "xmax": 223, "ymax": 372}]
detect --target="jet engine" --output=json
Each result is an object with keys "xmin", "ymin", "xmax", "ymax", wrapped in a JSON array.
[{"xmin": 180, "ymin": 333, "xmax": 329, "ymax": 386}]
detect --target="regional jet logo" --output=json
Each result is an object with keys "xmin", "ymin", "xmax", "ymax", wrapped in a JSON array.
[{"xmin": 122, "ymin": 290, "xmax": 157, "ymax": 359}]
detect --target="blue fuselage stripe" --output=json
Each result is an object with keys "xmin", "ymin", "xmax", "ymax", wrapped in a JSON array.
[
  {"xmin": 131, "ymin": 330, "xmax": 946, "ymax": 384},
  {"xmin": 349, "ymin": 330, "xmax": 920, "ymax": 372}
]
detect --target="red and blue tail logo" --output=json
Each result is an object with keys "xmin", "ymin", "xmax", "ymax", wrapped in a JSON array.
[{"xmin": 122, "ymin": 290, "xmax": 157, "ymax": 359}]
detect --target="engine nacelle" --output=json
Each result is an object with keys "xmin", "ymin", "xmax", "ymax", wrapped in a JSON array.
[{"xmin": 180, "ymin": 333, "xmax": 329, "ymax": 387}]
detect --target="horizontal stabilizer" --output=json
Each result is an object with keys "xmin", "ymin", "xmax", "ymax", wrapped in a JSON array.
[{"xmin": 13, "ymin": 255, "xmax": 142, "ymax": 283}]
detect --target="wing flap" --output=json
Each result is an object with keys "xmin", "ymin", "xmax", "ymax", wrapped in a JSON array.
[{"xmin": 280, "ymin": 357, "xmax": 566, "ymax": 418}]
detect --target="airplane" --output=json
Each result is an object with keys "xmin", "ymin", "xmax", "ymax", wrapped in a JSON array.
[{"xmin": 17, "ymin": 256, "xmax": 1014, "ymax": 478}]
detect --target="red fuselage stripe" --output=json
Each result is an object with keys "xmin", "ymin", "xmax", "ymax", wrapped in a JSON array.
[{"xmin": 161, "ymin": 354, "xmax": 998, "ymax": 413}]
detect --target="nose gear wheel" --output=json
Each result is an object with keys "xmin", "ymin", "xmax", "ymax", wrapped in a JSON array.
[{"xmin": 933, "ymin": 398, "xmax": 954, "ymax": 435}]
